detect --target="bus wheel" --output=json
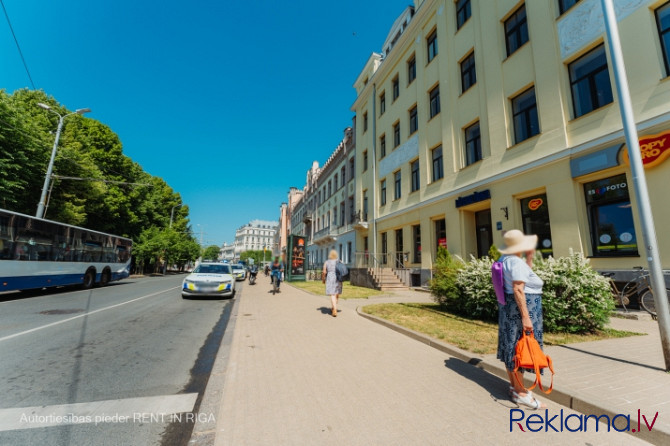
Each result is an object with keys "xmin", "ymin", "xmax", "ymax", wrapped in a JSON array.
[
  {"xmin": 83, "ymin": 270, "xmax": 96, "ymax": 289},
  {"xmin": 100, "ymin": 269, "xmax": 111, "ymax": 287}
]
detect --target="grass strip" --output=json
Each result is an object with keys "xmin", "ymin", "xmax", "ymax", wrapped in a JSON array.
[
  {"xmin": 362, "ymin": 303, "xmax": 644, "ymax": 354},
  {"xmin": 287, "ymin": 280, "xmax": 385, "ymax": 299}
]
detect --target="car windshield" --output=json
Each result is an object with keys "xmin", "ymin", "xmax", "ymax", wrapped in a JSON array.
[{"xmin": 193, "ymin": 264, "xmax": 231, "ymax": 274}]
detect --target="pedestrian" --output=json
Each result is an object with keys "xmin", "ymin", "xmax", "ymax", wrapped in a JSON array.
[
  {"xmin": 496, "ymin": 229, "xmax": 547, "ymax": 410},
  {"xmin": 322, "ymin": 249, "xmax": 343, "ymax": 317}
]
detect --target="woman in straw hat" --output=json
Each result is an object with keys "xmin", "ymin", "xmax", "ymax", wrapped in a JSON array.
[
  {"xmin": 322, "ymin": 249, "xmax": 343, "ymax": 317},
  {"xmin": 496, "ymin": 229, "xmax": 547, "ymax": 409}
]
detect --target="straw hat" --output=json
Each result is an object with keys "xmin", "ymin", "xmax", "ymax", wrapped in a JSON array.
[{"xmin": 498, "ymin": 229, "xmax": 538, "ymax": 254}]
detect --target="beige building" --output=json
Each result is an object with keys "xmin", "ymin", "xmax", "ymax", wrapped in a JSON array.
[{"xmin": 351, "ymin": 0, "xmax": 670, "ymax": 287}]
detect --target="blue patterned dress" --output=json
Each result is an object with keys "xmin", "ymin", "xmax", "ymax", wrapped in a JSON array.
[{"xmin": 496, "ymin": 255, "xmax": 544, "ymax": 371}]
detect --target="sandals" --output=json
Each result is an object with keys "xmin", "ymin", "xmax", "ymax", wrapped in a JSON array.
[{"xmin": 512, "ymin": 390, "xmax": 543, "ymax": 410}]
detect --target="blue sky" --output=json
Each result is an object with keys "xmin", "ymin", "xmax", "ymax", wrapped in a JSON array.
[{"xmin": 1, "ymin": 0, "xmax": 409, "ymax": 246}]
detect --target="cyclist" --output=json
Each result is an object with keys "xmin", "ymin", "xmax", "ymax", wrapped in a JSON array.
[{"xmin": 270, "ymin": 256, "xmax": 284, "ymax": 292}]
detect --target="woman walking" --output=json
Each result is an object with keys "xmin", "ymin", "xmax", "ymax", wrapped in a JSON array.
[
  {"xmin": 496, "ymin": 229, "xmax": 547, "ymax": 410},
  {"xmin": 322, "ymin": 250, "xmax": 343, "ymax": 317}
]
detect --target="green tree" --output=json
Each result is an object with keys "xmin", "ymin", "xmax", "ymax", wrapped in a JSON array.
[
  {"xmin": 202, "ymin": 245, "xmax": 221, "ymax": 261},
  {"xmin": 240, "ymin": 250, "xmax": 271, "ymax": 265}
]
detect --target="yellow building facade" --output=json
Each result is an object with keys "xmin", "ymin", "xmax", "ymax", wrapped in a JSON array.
[{"xmin": 351, "ymin": 0, "xmax": 670, "ymax": 286}]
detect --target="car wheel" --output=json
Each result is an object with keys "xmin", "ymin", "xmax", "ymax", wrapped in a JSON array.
[{"xmin": 182, "ymin": 293, "xmax": 190, "ymax": 299}]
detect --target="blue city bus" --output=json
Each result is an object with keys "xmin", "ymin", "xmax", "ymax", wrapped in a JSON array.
[{"xmin": 0, "ymin": 208, "xmax": 132, "ymax": 292}]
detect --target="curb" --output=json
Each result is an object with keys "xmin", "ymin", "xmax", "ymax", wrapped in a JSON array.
[
  {"xmin": 356, "ymin": 304, "xmax": 668, "ymax": 446},
  {"xmin": 188, "ymin": 291, "xmax": 242, "ymax": 445}
]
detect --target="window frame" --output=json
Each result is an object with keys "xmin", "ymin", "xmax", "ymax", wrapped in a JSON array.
[
  {"xmin": 392, "ymin": 75, "xmax": 400, "ymax": 101},
  {"xmin": 511, "ymin": 86, "xmax": 540, "ymax": 144},
  {"xmin": 655, "ymin": 2, "xmax": 670, "ymax": 77},
  {"xmin": 427, "ymin": 29, "xmax": 438, "ymax": 63},
  {"xmin": 460, "ymin": 51, "xmax": 476, "ymax": 93},
  {"xmin": 431, "ymin": 145, "xmax": 444, "ymax": 182},
  {"xmin": 558, "ymin": 0, "xmax": 581, "ymax": 15},
  {"xmin": 409, "ymin": 105, "xmax": 418, "ymax": 135},
  {"xmin": 410, "ymin": 159, "xmax": 420, "ymax": 192},
  {"xmin": 393, "ymin": 122, "xmax": 401, "ymax": 148},
  {"xmin": 407, "ymin": 54, "xmax": 417, "ymax": 84},
  {"xmin": 363, "ymin": 111, "xmax": 368, "ymax": 132},
  {"xmin": 464, "ymin": 121, "xmax": 482, "ymax": 166},
  {"xmin": 394, "ymin": 170, "xmax": 402, "ymax": 200},
  {"xmin": 379, "ymin": 91, "xmax": 386, "ymax": 115},
  {"xmin": 363, "ymin": 150, "xmax": 368, "ymax": 172},
  {"xmin": 456, "ymin": 0, "xmax": 472, "ymax": 30},
  {"xmin": 380, "ymin": 134, "xmax": 386, "ymax": 159},
  {"xmin": 380, "ymin": 179, "xmax": 387, "ymax": 206},
  {"xmin": 505, "ymin": 4, "xmax": 529, "ymax": 57},
  {"xmin": 429, "ymin": 85, "xmax": 441, "ymax": 119},
  {"xmin": 568, "ymin": 44, "xmax": 613, "ymax": 118}
]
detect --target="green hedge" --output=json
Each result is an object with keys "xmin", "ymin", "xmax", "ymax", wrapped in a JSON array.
[{"xmin": 430, "ymin": 249, "xmax": 613, "ymax": 334}]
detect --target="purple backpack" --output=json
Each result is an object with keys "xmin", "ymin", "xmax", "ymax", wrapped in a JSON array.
[{"xmin": 492, "ymin": 260, "xmax": 506, "ymax": 305}]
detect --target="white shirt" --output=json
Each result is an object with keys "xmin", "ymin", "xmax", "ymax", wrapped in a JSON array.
[{"xmin": 502, "ymin": 255, "xmax": 543, "ymax": 295}]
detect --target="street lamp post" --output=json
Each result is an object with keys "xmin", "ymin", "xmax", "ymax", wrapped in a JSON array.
[
  {"xmin": 169, "ymin": 204, "xmax": 183, "ymax": 228},
  {"xmin": 35, "ymin": 103, "xmax": 91, "ymax": 219}
]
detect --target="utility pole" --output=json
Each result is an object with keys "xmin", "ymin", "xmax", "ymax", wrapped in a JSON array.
[{"xmin": 601, "ymin": 0, "xmax": 670, "ymax": 370}]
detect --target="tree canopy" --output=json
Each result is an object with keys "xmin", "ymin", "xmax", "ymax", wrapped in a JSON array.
[{"xmin": 0, "ymin": 88, "xmax": 203, "ymax": 273}]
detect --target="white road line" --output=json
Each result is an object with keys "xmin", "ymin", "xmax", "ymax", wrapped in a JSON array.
[
  {"xmin": 0, "ymin": 393, "xmax": 198, "ymax": 431},
  {"xmin": 0, "ymin": 287, "xmax": 178, "ymax": 343}
]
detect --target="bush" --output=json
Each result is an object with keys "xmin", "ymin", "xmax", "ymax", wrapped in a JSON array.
[
  {"xmin": 533, "ymin": 250, "xmax": 613, "ymax": 333},
  {"xmin": 431, "ymin": 249, "xmax": 613, "ymax": 333},
  {"xmin": 429, "ymin": 247, "xmax": 464, "ymax": 309}
]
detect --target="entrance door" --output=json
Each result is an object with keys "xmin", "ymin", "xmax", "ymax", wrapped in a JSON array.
[
  {"xmin": 395, "ymin": 228, "xmax": 404, "ymax": 267},
  {"xmin": 475, "ymin": 209, "xmax": 492, "ymax": 258}
]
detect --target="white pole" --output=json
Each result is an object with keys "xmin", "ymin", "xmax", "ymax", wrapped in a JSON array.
[
  {"xmin": 601, "ymin": 0, "xmax": 670, "ymax": 370},
  {"xmin": 36, "ymin": 116, "xmax": 64, "ymax": 218}
]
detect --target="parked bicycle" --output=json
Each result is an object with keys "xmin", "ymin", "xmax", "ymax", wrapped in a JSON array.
[{"xmin": 602, "ymin": 266, "xmax": 670, "ymax": 318}]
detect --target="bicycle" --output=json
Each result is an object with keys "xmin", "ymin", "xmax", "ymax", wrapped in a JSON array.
[{"xmin": 603, "ymin": 266, "xmax": 670, "ymax": 318}]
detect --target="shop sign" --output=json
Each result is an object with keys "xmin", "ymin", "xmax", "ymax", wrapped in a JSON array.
[
  {"xmin": 528, "ymin": 198, "xmax": 543, "ymax": 211},
  {"xmin": 622, "ymin": 130, "xmax": 670, "ymax": 169},
  {"xmin": 455, "ymin": 189, "xmax": 491, "ymax": 208},
  {"xmin": 438, "ymin": 238, "xmax": 447, "ymax": 247}
]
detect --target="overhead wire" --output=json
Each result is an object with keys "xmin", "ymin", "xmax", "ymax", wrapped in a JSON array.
[{"xmin": 0, "ymin": 0, "xmax": 36, "ymax": 89}]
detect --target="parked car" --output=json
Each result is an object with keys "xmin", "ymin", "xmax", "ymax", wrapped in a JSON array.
[
  {"xmin": 231, "ymin": 264, "xmax": 246, "ymax": 281},
  {"xmin": 182, "ymin": 263, "xmax": 235, "ymax": 299}
]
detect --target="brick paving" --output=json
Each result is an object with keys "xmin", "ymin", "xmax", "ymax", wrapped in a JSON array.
[{"xmin": 206, "ymin": 282, "xmax": 665, "ymax": 445}]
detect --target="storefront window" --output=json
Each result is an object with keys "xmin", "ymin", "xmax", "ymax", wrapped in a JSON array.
[
  {"xmin": 520, "ymin": 194, "xmax": 553, "ymax": 257},
  {"xmin": 435, "ymin": 219, "xmax": 446, "ymax": 253},
  {"xmin": 413, "ymin": 224, "xmax": 421, "ymax": 263},
  {"xmin": 584, "ymin": 174, "xmax": 638, "ymax": 256}
]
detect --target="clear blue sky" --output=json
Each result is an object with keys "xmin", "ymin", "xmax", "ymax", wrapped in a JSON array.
[{"xmin": 1, "ymin": 0, "xmax": 409, "ymax": 246}]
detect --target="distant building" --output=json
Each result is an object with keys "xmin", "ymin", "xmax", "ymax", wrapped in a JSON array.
[
  {"xmin": 233, "ymin": 220, "xmax": 279, "ymax": 259},
  {"xmin": 219, "ymin": 242, "xmax": 235, "ymax": 262}
]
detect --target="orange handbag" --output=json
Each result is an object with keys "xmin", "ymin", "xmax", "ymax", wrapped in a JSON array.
[{"xmin": 513, "ymin": 330, "xmax": 554, "ymax": 394}]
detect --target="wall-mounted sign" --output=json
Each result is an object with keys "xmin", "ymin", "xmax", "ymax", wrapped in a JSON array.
[
  {"xmin": 455, "ymin": 189, "xmax": 491, "ymax": 208},
  {"xmin": 528, "ymin": 198, "xmax": 543, "ymax": 211},
  {"xmin": 621, "ymin": 130, "xmax": 670, "ymax": 169}
]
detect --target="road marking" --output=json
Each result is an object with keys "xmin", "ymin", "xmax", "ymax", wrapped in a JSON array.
[
  {"xmin": 0, "ymin": 393, "xmax": 198, "ymax": 431},
  {"xmin": 0, "ymin": 287, "xmax": 178, "ymax": 343}
]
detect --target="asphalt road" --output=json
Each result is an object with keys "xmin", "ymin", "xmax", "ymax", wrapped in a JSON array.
[{"xmin": 0, "ymin": 274, "xmax": 235, "ymax": 446}]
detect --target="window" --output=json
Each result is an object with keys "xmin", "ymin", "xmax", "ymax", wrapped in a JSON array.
[
  {"xmin": 431, "ymin": 145, "xmax": 443, "ymax": 181},
  {"xmin": 559, "ymin": 0, "xmax": 580, "ymax": 15},
  {"xmin": 409, "ymin": 105, "xmax": 418, "ymax": 134},
  {"xmin": 460, "ymin": 52, "xmax": 476, "ymax": 93},
  {"xmin": 569, "ymin": 44, "xmax": 613, "ymax": 118},
  {"xmin": 656, "ymin": 2, "xmax": 670, "ymax": 76},
  {"xmin": 340, "ymin": 202, "xmax": 345, "ymax": 226},
  {"xmin": 334, "ymin": 174, "xmax": 339, "ymax": 190},
  {"xmin": 520, "ymin": 193, "xmax": 553, "ymax": 257},
  {"xmin": 394, "ymin": 171, "xmax": 402, "ymax": 200},
  {"xmin": 464, "ymin": 122, "xmax": 482, "ymax": 166},
  {"xmin": 363, "ymin": 190, "xmax": 368, "ymax": 220},
  {"xmin": 341, "ymin": 166, "xmax": 346, "ymax": 187},
  {"xmin": 429, "ymin": 85, "xmax": 440, "ymax": 118},
  {"xmin": 584, "ymin": 174, "xmax": 638, "ymax": 256},
  {"xmin": 363, "ymin": 112, "xmax": 368, "ymax": 132},
  {"xmin": 410, "ymin": 160, "xmax": 420, "ymax": 192},
  {"xmin": 427, "ymin": 29, "xmax": 438, "ymax": 63},
  {"xmin": 379, "ymin": 91, "xmax": 386, "ymax": 115},
  {"xmin": 412, "ymin": 224, "xmax": 421, "ymax": 263},
  {"xmin": 395, "ymin": 228, "xmax": 404, "ymax": 267},
  {"xmin": 435, "ymin": 219, "xmax": 446, "ymax": 251},
  {"xmin": 381, "ymin": 232, "xmax": 388, "ymax": 264},
  {"xmin": 380, "ymin": 134, "xmax": 386, "ymax": 158},
  {"xmin": 347, "ymin": 242, "xmax": 352, "ymax": 264},
  {"xmin": 363, "ymin": 150, "xmax": 368, "ymax": 171},
  {"xmin": 381, "ymin": 179, "xmax": 387, "ymax": 206},
  {"xmin": 407, "ymin": 55, "xmax": 416, "ymax": 84},
  {"xmin": 392, "ymin": 75, "xmax": 400, "ymax": 101},
  {"xmin": 512, "ymin": 87, "xmax": 540, "ymax": 143},
  {"xmin": 349, "ymin": 157, "xmax": 355, "ymax": 178},
  {"xmin": 328, "ymin": 180, "xmax": 332, "ymax": 197},
  {"xmin": 393, "ymin": 122, "xmax": 401, "ymax": 147},
  {"xmin": 456, "ymin": 0, "xmax": 471, "ymax": 29},
  {"xmin": 505, "ymin": 4, "xmax": 529, "ymax": 57}
]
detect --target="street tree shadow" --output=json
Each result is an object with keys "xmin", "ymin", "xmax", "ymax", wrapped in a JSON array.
[{"xmin": 444, "ymin": 358, "xmax": 516, "ymax": 408}]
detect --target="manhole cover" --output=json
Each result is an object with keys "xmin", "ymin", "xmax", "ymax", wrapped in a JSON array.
[{"xmin": 39, "ymin": 309, "xmax": 85, "ymax": 315}]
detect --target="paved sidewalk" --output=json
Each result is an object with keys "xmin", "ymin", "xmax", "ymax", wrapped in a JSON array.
[{"xmin": 207, "ymin": 282, "xmax": 659, "ymax": 445}]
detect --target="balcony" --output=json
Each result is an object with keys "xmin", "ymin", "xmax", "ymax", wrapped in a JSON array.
[
  {"xmin": 313, "ymin": 226, "xmax": 335, "ymax": 246},
  {"xmin": 352, "ymin": 210, "xmax": 368, "ymax": 230}
]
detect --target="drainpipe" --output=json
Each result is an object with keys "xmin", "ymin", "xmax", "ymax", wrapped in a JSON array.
[{"xmin": 371, "ymin": 83, "xmax": 378, "ymax": 264}]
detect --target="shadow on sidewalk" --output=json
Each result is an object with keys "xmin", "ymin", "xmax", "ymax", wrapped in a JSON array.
[
  {"xmin": 317, "ymin": 307, "xmax": 338, "ymax": 316},
  {"xmin": 555, "ymin": 344, "xmax": 665, "ymax": 372},
  {"xmin": 444, "ymin": 358, "xmax": 517, "ymax": 408}
]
